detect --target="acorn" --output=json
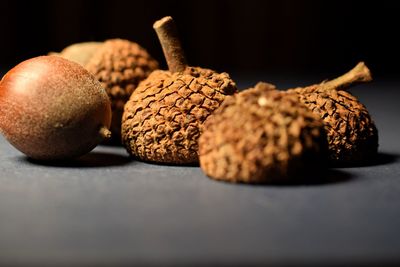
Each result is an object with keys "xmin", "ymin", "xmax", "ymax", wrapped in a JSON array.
[
  {"xmin": 51, "ymin": 42, "xmax": 103, "ymax": 66},
  {"xmin": 0, "ymin": 56, "xmax": 112, "ymax": 160},
  {"xmin": 199, "ymin": 82, "xmax": 328, "ymax": 183},
  {"xmin": 53, "ymin": 39, "xmax": 159, "ymax": 143},
  {"xmin": 122, "ymin": 16, "xmax": 237, "ymax": 164},
  {"xmin": 287, "ymin": 62, "xmax": 378, "ymax": 164}
]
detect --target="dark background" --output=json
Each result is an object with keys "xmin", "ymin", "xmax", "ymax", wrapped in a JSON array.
[{"xmin": 1, "ymin": 0, "xmax": 399, "ymax": 80}]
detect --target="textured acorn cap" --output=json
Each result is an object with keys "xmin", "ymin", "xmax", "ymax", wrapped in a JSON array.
[
  {"xmin": 287, "ymin": 62, "xmax": 378, "ymax": 164},
  {"xmin": 122, "ymin": 66, "xmax": 237, "ymax": 164},
  {"xmin": 121, "ymin": 17, "xmax": 237, "ymax": 164},
  {"xmin": 289, "ymin": 89, "xmax": 378, "ymax": 164},
  {"xmin": 199, "ymin": 83, "xmax": 328, "ymax": 184},
  {"xmin": 84, "ymin": 39, "xmax": 159, "ymax": 142}
]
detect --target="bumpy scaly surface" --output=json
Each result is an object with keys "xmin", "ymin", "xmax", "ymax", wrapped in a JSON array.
[
  {"xmin": 85, "ymin": 39, "xmax": 159, "ymax": 141},
  {"xmin": 122, "ymin": 66, "xmax": 237, "ymax": 164},
  {"xmin": 288, "ymin": 86, "xmax": 378, "ymax": 164},
  {"xmin": 199, "ymin": 88, "xmax": 327, "ymax": 183}
]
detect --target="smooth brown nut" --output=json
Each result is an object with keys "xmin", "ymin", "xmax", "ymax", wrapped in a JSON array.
[
  {"xmin": 54, "ymin": 42, "xmax": 103, "ymax": 66},
  {"xmin": 0, "ymin": 56, "xmax": 111, "ymax": 160}
]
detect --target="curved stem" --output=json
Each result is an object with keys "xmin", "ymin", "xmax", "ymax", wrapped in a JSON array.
[
  {"xmin": 153, "ymin": 16, "xmax": 187, "ymax": 73},
  {"xmin": 319, "ymin": 62, "xmax": 372, "ymax": 91}
]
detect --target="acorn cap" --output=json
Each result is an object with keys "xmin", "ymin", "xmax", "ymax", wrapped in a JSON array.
[
  {"xmin": 287, "ymin": 62, "xmax": 378, "ymax": 164},
  {"xmin": 199, "ymin": 83, "xmax": 328, "ymax": 183},
  {"xmin": 85, "ymin": 39, "xmax": 159, "ymax": 142},
  {"xmin": 122, "ymin": 66, "xmax": 237, "ymax": 164},
  {"xmin": 121, "ymin": 16, "xmax": 237, "ymax": 164},
  {"xmin": 292, "ymin": 89, "xmax": 378, "ymax": 164}
]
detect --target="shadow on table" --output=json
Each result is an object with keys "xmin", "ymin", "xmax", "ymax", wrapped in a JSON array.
[
  {"xmin": 21, "ymin": 151, "xmax": 132, "ymax": 168},
  {"xmin": 273, "ymin": 169, "xmax": 355, "ymax": 187},
  {"xmin": 216, "ymin": 168, "xmax": 355, "ymax": 187},
  {"xmin": 333, "ymin": 152, "xmax": 398, "ymax": 168},
  {"xmin": 130, "ymin": 156, "xmax": 200, "ymax": 168}
]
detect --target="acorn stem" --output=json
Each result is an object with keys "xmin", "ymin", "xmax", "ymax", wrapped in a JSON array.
[
  {"xmin": 99, "ymin": 126, "xmax": 111, "ymax": 140},
  {"xmin": 320, "ymin": 62, "xmax": 372, "ymax": 91},
  {"xmin": 153, "ymin": 16, "xmax": 187, "ymax": 73}
]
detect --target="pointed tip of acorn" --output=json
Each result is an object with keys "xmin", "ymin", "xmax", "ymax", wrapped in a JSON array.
[{"xmin": 99, "ymin": 126, "xmax": 112, "ymax": 140}]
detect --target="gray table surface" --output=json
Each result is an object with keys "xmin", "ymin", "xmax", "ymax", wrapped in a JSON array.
[{"xmin": 0, "ymin": 77, "xmax": 399, "ymax": 266}]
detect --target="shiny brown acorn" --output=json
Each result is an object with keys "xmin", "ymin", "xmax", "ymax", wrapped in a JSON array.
[
  {"xmin": 122, "ymin": 16, "xmax": 237, "ymax": 164},
  {"xmin": 287, "ymin": 62, "xmax": 378, "ymax": 164},
  {"xmin": 0, "ymin": 56, "xmax": 112, "ymax": 160},
  {"xmin": 199, "ymin": 82, "xmax": 328, "ymax": 183}
]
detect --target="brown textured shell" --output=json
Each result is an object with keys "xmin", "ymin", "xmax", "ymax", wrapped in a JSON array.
[
  {"xmin": 288, "ymin": 86, "xmax": 378, "ymax": 164},
  {"xmin": 199, "ymin": 87, "xmax": 328, "ymax": 183},
  {"xmin": 121, "ymin": 66, "xmax": 237, "ymax": 164},
  {"xmin": 85, "ymin": 39, "xmax": 159, "ymax": 141}
]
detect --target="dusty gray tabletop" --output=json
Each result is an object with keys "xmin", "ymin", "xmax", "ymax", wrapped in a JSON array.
[{"xmin": 0, "ymin": 79, "xmax": 399, "ymax": 266}]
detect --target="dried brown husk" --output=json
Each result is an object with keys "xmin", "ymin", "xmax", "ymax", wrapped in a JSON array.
[
  {"xmin": 287, "ymin": 62, "xmax": 378, "ymax": 164},
  {"xmin": 84, "ymin": 39, "xmax": 159, "ymax": 142},
  {"xmin": 199, "ymin": 83, "xmax": 328, "ymax": 183},
  {"xmin": 122, "ymin": 66, "xmax": 237, "ymax": 164}
]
